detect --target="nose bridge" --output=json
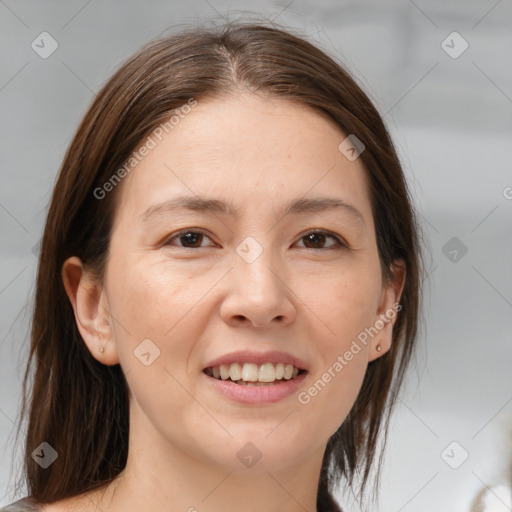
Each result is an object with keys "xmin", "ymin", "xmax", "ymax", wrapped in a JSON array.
[
  {"xmin": 234, "ymin": 234, "xmax": 281, "ymax": 298},
  {"xmin": 220, "ymin": 233, "xmax": 295, "ymax": 327}
]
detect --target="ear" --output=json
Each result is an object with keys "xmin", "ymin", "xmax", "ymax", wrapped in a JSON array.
[
  {"xmin": 61, "ymin": 256, "xmax": 120, "ymax": 366},
  {"xmin": 367, "ymin": 259, "xmax": 406, "ymax": 362}
]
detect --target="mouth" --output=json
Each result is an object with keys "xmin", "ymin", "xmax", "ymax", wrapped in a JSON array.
[{"xmin": 203, "ymin": 362, "xmax": 307, "ymax": 386}]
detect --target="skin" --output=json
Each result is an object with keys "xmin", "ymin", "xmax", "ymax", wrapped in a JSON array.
[{"xmin": 57, "ymin": 91, "xmax": 405, "ymax": 512}]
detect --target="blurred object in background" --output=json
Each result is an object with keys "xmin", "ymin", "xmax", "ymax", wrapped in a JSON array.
[{"xmin": 469, "ymin": 485, "xmax": 512, "ymax": 512}]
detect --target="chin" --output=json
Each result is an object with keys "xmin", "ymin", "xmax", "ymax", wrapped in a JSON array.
[{"xmin": 198, "ymin": 430, "xmax": 313, "ymax": 473}]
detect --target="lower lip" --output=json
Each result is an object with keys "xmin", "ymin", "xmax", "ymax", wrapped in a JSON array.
[{"xmin": 202, "ymin": 371, "xmax": 308, "ymax": 404}]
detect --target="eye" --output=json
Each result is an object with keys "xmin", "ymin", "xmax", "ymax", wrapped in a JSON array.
[
  {"xmin": 162, "ymin": 229, "xmax": 347, "ymax": 250},
  {"xmin": 163, "ymin": 230, "xmax": 215, "ymax": 249},
  {"xmin": 295, "ymin": 230, "xmax": 346, "ymax": 250}
]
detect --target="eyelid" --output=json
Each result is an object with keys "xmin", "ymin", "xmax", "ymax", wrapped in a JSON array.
[
  {"xmin": 162, "ymin": 228, "xmax": 348, "ymax": 249},
  {"xmin": 296, "ymin": 229, "xmax": 348, "ymax": 249},
  {"xmin": 161, "ymin": 228, "xmax": 215, "ymax": 248}
]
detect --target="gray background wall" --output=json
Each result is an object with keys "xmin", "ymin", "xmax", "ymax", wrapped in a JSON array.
[{"xmin": 1, "ymin": 1, "xmax": 511, "ymax": 511}]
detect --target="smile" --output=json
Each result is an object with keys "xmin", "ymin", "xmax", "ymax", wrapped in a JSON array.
[{"xmin": 204, "ymin": 362, "xmax": 305, "ymax": 385}]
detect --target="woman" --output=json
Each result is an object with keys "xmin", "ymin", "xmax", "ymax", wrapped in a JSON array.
[{"xmin": 4, "ymin": 19, "xmax": 424, "ymax": 512}]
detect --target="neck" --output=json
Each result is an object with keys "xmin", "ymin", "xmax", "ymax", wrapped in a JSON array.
[{"xmin": 92, "ymin": 404, "xmax": 325, "ymax": 512}]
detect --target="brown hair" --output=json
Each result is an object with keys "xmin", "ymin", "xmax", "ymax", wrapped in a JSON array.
[{"xmin": 12, "ymin": 18, "xmax": 425, "ymax": 511}]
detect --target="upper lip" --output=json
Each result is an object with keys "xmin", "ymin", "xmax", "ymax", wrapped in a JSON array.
[{"xmin": 203, "ymin": 350, "xmax": 308, "ymax": 371}]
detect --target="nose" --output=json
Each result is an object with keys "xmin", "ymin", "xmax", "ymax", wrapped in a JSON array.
[{"xmin": 219, "ymin": 245, "xmax": 296, "ymax": 328}]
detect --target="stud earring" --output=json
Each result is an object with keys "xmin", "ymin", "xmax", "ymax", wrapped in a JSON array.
[
  {"xmin": 99, "ymin": 345, "xmax": 105, "ymax": 353},
  {"xmin": 376, "ymin": 344, "xmax": 382, "ymax": 352}
]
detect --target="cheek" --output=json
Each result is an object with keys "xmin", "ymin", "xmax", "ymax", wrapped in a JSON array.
[
  {"xmin": 106, "ymin": 259, "xmax": 203, "ymax": 373},
  {"xmin": 306, "ymin": 256, "xmax": 382, "ymax": 345},
  {"xmin": 105, "ymin": 260, "xmax": 208, "ymax": 427},
  {"xmin": 294, "ymin": 262, "xmax": 379, "ymax": 435},
  {"xmin": 111, "ymin": 253, "xmax": 211, "ymax": 328},
  {"xmin": 297, "ymin": 351, "xmax": 368, "ymax": 441}
]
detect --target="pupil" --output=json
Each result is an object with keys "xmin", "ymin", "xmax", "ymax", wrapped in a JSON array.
[
  {"xmin": 180, "ymin": 232, "xmax": 326, "ymax": 249},
  {"xmin": 181, "ymin": 232, "xmax": 202, "ymax": 247},
  {"xmin": 305, "ymin": 232, "xmax": 325, "ymax": 248}
]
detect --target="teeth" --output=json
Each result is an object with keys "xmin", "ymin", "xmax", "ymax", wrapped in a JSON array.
[
  {"xmin": 229, "ymin": 363, "xmax": 242, "ymax": 381},
  {"xmin": 235, "ymin": 380, "xmax": 275, "ymax": 386},
  {"xmin": 258, "ymin": 363, "xmax": 276, "ymax": 382},
  {"xmin": 241, "ymin": 363, "xmax": 259, "ymax": 382},
  {"xmin": 283, "ymin": 364, "xmax": 294, "ymax": 380},
  {"xmin": 275, "ymin": 363, "xmax": 284, "ymax": 379},
  {"xmin": 220, "ymin": 364, "xmax": 230, "ymax": 380},
  {"xmin": 207, "ymin": 362, "xmax": 303, "ymax": 383}
]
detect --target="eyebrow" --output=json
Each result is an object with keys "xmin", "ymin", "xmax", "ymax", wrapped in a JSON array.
[{"xmin": 140, "ymin": 195, "xmax": 366, "ymax": 226}]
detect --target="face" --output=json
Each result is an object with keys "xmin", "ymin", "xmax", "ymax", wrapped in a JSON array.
[{"xmin": 68, "ymin": 91, "xmax": 403, "ymax": 475}]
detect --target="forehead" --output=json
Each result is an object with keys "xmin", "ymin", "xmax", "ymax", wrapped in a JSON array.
[{"xmin": 111, "ymin": 92, "xmax": 373, "ymax": 229}]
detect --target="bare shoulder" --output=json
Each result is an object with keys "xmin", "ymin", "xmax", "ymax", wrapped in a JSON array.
[
  {"xmin": 4, "ymin": 483, "xmax": 118, "ymax": 512},
  {"xmin": 0, "ymin": 495, "xmax": 87, "ymax": 512},
  {"xmin": 34, "ymin": 496, "xmax": 85, "ymax": 512},
  {"xmin": 0, "ymin": 497, "xmax": 42, "ymax": 511},
  {"xmin": 32, "ymin": 491, "xmax": 109, "ymax": 512}
]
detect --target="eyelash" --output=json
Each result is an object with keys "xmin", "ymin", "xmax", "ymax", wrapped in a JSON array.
[{"xmin": 162, "ymin": 229, "xmax": 347, "ymax": 251}]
